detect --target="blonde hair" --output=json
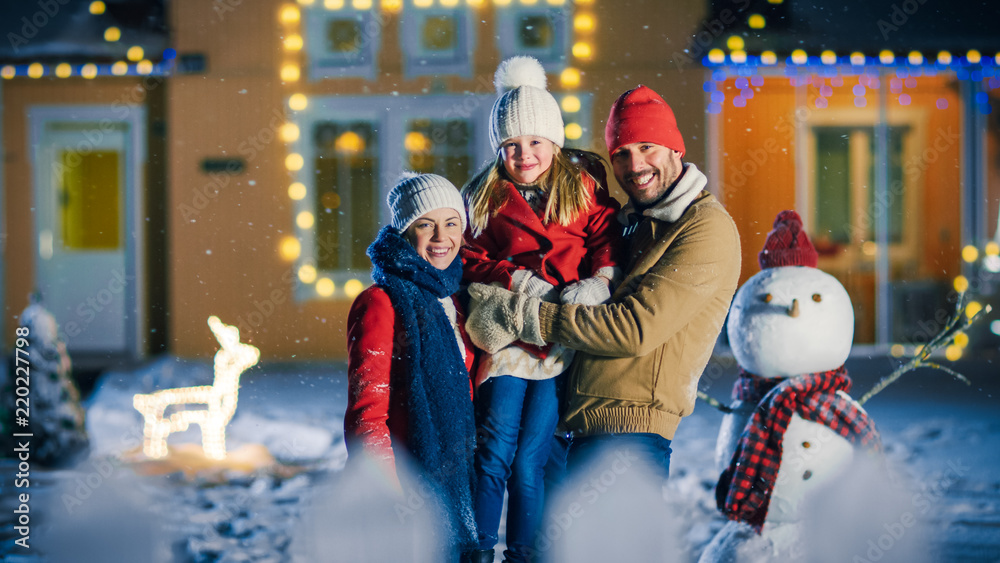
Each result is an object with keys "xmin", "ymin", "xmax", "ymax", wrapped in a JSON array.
[{"xmin": 463, "ymin": 146, "xmax": 603, "ymax": 238}]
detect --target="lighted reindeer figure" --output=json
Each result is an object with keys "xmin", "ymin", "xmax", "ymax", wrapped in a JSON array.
[{"xmin": 133, "ymin": 316, "xmax": 260, "ymax": 460}]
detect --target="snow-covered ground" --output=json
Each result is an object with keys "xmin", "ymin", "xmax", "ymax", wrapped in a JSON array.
[{"xmin": 1, "ymin": 353, "xmax": 998, "ymax": 562}]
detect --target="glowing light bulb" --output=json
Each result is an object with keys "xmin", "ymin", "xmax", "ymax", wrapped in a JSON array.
[
  {"xmin": 965, "ymin": 301, "xmax": 983, "ymax": 319},
  {"xmin": 572, "ymin": 42, "xmax": 592, "ymax": 59},
  {"xmin": 298, "ymin": 264, "xmax": 318, "ymax": 284},
  {"xmin": 55, "ymin": 63, "xmax": 72, "ymax": 78},
  {"xmin": 127, "ymin": 46, "xmax": 145, "ymax": 61},
  {"xmin": 316, "ymin": 278, "xmax": 335, "ymax": 297},
  {"xmin": 574, "ymin": 14, "xmax": 594, "ymax": 31},
  {"xmin": 944, "ymin": 345, "xmax": 962, "ymax": 361},
  {"xmin": 560, "ymin": 67, "xmax": 581, "ymax": 88},
  {"xmin": 962, "ymin": 245, "xmax": 979, "ymax": 263},
  {"xmin": 136, "ymin": 60, "xmax": 153, "ymax": 74},
  {"xmin": 1, "ymin": 66, "xmax": 15, "ymax": 79},
  {"xmin": 280, "ymin": 122, "xmax": 300, "ymax": 142},
  {"xmin": 27, "ymin": 63, "xmax": 44, "ymax": 78},
  {"xmin": 731, "ymin": 50, "xmax": 747, "ymax": 64},
  {"xmin": 561, "ymin": 95, "xmax": 581, "ymax": 113},
  {"xmin": 284, "ymin": 34, "xmax": 304, "ymax": 50},
  {"xmin": 565, "ymin": 123, "xmax": 583, "ymax": 140},
  {"xmin": 280, "ymin": 236, "xmax": 301, "ymax": 260},
  {"xmin": 708, "ymin": 49, "xmax": 725, "ymax": 64},
  {"xmin": 288, "ymin": 182, "xmax": 307, "ymax": 200},
  {"xmin": 345, "ymin": 279, "xmax": 365, "ymax": 298},
  {"xmin": 281, "ymin": 64, "xmax": 301, "ymax": 81},
  {"xmin": 850, "ymin": 52, "xmax": 866, "ymax": 66},
  {"xmin": 281, "ymin": 5, "xmax": 301, "ymax": 22},
  {"xmin": 966, "ymin": 50, "xmax": 981, "ymax": 64},
  {"xmin": 296, "ymin": 211, "xmax": 315, "ymax": 229},
  {"xmin": 289, "ymin": 93, "xmax": 308, "ymax": 110},
  {"xmin": 907, "ymin": 51, "xmax": 923, "ymax": 65},
  {"xmin": 111, "ymin": 61, "xmax": 128, "ymax": 76},
  {"xmin": 104, "ymin": 26, "xmax": 121, "ymax": 42},
  {"xmin": 879, "ymin": 50, "xmax": 895, "ymax": 64},
  {"xmin": 953, "ymin": 275, "xmax": 969, "ymax": 293},
  {"xmin": 761, "ymin": 51, "xmax": 777, "ymax": 65},
  {"xmin": 89, "ymin": 1, "xmax": 106, "ymax": 14},
  {"xmin": 821, "ymin": 50, "xmax": 837, "ymax": 65},
  {"xmin": 81, "ymin": 63, "xmax": 98, "ymax": 79},
  {"xmin": 286, "ymin": 153, "xmax": 304, "ymax": 171},
  {"xmin": 937, "ymin": 51, "xmax": 952, "ymax": 65},
  {"xmin": 953, "ymin": 332, "xmax": 969, "ymax": 348},
  {"xmin": 791, "ymin": 49, "xmax": 808, "ymax": 65},
  {"xmin": 748, "ymin": 14, "xmax": 765, "ymax": 29}
]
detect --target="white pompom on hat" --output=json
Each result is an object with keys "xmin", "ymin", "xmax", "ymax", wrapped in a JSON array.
[
  {"xmin": 387, "ymin": 172, "xmax": 467, "ymax": 233},
  {"xmin": 489, "ymin": 56, "xmax": 565, "ymax": 152}
]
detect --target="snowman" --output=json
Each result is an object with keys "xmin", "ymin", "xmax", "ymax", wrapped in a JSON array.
[{"xmin": 700, "ymin": 210, "xmax": 882, "ymax": 562}]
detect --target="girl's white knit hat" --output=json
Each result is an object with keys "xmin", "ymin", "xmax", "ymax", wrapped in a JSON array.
[
  {"xmin": 387, "ymin": 172, "xmax": 467, "ymax": 233},
  {"xmin": 489, "ymin": 56, "xmax": 565, "ymax": 152}
]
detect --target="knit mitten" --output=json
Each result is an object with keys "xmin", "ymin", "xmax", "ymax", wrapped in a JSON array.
[
  {"xmin": 560, "ymin": 276, "xmax": 611, "ymax": 306},
  {"xmin": 510, "ymin": 269, "xmax": 560, "ymax": 302},
  {"xmin": 466, "ymin": 283, "xmax": 545, "ymax": 354}
]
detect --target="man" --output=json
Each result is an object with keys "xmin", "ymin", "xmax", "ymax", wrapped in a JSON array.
[{"xmin": 466, "ymin": 84, "xmax": 741, "ymax": 478}]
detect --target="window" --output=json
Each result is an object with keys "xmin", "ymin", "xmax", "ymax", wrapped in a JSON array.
[
  {"xmin": 813, "ymin": 126, "xmax": 909, "ymax": 250},
  {"xmin": 400, "ymin": 4, "xmax": 474, "ymax": 78},
  {"xmin": 312, "ymin": 122, "xmax": 380, "ymax": 272},
  {"xmin": 405, "ymin": 118, "xmax": 474, "ymax": 188},
  {"xmin": 290, "ymin": 95, "xmax": 494, "ymax": 300},
  {"xmin": 305, "ymin": 8, "xmax": 380, "ymax": 79},
  {"xmin": 496, "ymin": 6, "xmax": 570, "ymax": 68}
]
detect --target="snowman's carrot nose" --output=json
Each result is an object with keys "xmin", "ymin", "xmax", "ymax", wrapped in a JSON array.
[{"xmin": 788, "ymin": 298, "xmax": 800, "ymax": 317}]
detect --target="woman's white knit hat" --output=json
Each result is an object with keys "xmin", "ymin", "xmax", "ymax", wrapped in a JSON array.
[
  {"xmin": 489, "ymin": 56, "xmax": 565, "ymax": 152},
  {"xmin": 387, "ymin": 172, "xmax": 467, "ymax": 233}
]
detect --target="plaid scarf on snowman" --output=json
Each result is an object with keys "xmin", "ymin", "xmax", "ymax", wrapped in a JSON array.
[{"xmin": 718, "ymin": 366, "xmax": 882, "ymax": 531}]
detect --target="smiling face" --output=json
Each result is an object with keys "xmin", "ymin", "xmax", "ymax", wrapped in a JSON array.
[
  {"xmin": 610, "ymin": 142, "xmax": 684, "ymax": 208},
  {"xmin": 500, "ymin": 135, "xmax": 556, "ymax": 185},
  {"xmin": 403, "ymin": 208, "xmax": 464, "ymax": 270}
]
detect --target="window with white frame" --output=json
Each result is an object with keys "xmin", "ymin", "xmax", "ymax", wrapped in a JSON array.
[
  {"xmin": 399, "ymin": 2, "xmax": 474, "ymax": 78},
  {"xmin": 304, "ymin": 7, "xmax": 380, "ymax": 79},
  {"xmin": 810, "ymin": 124, "xmax": 918, "ymax": 262},
  {"xmin": 290, "ymin": 95, "xmax": 494, "ymax": 300},
  {"xmin": 495, "ymin": 5, "xmax": 570, "ymax": 69}
]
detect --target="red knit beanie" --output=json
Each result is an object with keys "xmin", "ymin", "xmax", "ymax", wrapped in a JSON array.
[
  {"xmin": 758, "ymin": 210, "xmax": 818, "ymax": 269},
  {"xmin": 605, "ymin": 85, "xmax": 686, "ymax": 157}
]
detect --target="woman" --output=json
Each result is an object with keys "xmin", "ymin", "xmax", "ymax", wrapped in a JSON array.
[{"xmin": 344, "ymin": 172, "xmax": 478, "ymax": 560}]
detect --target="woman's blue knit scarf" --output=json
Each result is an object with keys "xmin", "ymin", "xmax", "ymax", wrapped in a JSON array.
[{"xmin": 367, "ymin": 225, "xmax": 478, "ymax": 552}]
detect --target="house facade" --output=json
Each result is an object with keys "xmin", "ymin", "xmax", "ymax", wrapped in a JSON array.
[{"xmin": 2, "ymin": 0, "xmax": 709, "ymax": 361}]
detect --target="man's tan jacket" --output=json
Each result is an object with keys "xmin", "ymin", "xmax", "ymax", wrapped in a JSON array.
[{"xmin": 538, "ymin": 163, "xmax": 742, "ymax": 440}]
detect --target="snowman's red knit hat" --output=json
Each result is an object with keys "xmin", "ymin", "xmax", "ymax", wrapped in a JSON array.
[{"xmin": 758, "ymin": 210, "xmax": 818, "ymax": 269}]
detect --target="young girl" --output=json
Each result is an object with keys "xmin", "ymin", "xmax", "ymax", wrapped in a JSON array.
[{"xmin": 461, "ymin": 56, "xmax": 621, "ymax": 563}]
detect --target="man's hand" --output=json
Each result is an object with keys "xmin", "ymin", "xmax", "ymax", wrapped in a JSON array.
[
  {"xmin": 466, "ymin": 283, "xmax": 545, "ymax": 354},
  {"xmin": 560, "ymin": 276, "xmax": 611, "ymax": 306}
]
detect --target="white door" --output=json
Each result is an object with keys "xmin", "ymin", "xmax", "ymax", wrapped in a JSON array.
[{"xmin": 29, "ymin": 106, "xmax": 145, "ymax": 356}]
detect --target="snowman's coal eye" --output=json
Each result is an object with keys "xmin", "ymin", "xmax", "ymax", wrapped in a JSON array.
[
  {"xmin": 802, "ymin": 441, "xmax": 812, "ymax": 449},
  {"xmin": 762, "ymin": 294, "xmax": 773, "ymax": 303},
  {"xmin": 812, "ymin": 294, "xmax": 822, "ymax": 302}
]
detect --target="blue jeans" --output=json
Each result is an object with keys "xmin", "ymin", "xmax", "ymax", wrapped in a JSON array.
[
  {"xmin": 474, "ymin": 376, "xmax": 559, "ymax": 562},
  {"xmin": 567, "ymin": 433, "xmax": 672, "ymax": 482}
]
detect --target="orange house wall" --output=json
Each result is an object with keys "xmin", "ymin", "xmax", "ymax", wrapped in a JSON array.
[{"xmin": 718, "ymin": 74, "xmax": 963, "ymax": 285}]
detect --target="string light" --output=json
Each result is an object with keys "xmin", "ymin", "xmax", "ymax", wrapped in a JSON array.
[
  {"xmin": 298, "ymin": 264, "xmax": 318, "ymax": 284},
  {"xmin": 345, "ymin": 279, "xmax": 365, "ymax": 298},
  {"xmin": 133, "ymin": 316, "xmax": 260, "ymax": 460},
  {"xmin": 961, "ymin": 245, "xmax": 979, "ymax": 263},
  {"xmin": 280, "ymin": 236, "xmax": 301, "ymax": 260},
  {"xmin": 561, "ymin": 95, "xmax": 581, "ymax": 113},
  {"xmin": 288, "ymin": 182, "xmax": 307, "ymax": 200},
  {"xmin": 289, "ymin": 93, "xmax": 309, "ymax": 111},
  {"xmin": 55, "ymin": 63, "xmax": 72, "ymax": 78},
  {"xmin": 316, "ymin": 278, "xmax": 335, "ymax": 297},
  {"xmin": 27, "ymin": 63, "xmax": 44, "ymax": 78}
]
